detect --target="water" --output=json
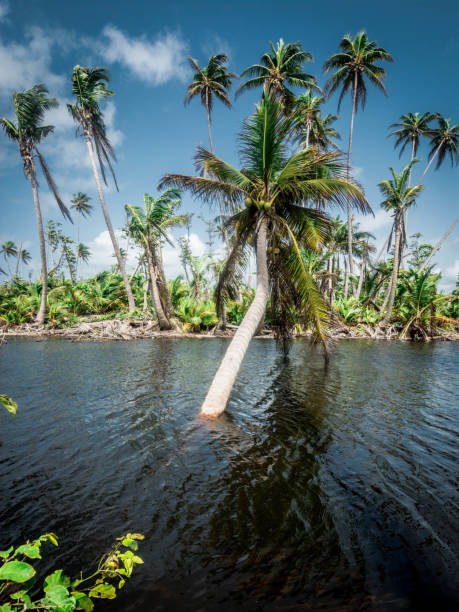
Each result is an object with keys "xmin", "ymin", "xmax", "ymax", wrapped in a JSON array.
[{"xmin": 0, "ymin": 337, "xmax": 458, "ymax": 611}]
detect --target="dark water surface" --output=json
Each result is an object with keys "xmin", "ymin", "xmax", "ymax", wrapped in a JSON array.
[{"xmin": 0, "ymin": 338, "xmax": 458, "ymax": 611}]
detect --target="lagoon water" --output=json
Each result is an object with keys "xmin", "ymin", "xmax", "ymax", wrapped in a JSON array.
[{"xmin": 0, "ymin": 337, "xmax": 458, "ymax": 611}]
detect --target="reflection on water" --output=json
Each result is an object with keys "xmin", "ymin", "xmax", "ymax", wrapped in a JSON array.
[{"xmin": 0, "ymin": 338, "xmax": 458, "ymax": 611}]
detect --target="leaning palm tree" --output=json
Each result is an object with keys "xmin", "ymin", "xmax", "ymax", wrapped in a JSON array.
[
  {"xmin": 324, "ymin": 31, "xmax": 393, "ymax": 298},
  {"xmin": 1, "ymin": 241, "xmax": 18, "ymax": 277},
  {"xmin": 1, "ymin": 84, "xmax": 71, "ymax": 323},
  {"xmin": 160, "ymin": 95, "xmax": 370, "ymax": 417},
  {"xmin": 420, "ymin": 115, "xmax": 458, "ymax": 181},
  {"xmin": 237, "ymin": 39, "xmax": 318, "ymax": 112},
  {"xmin": 67, "ymin": 66, "xmax": 136, "ymax": 311},
  {"xmin": 71, "ymin": 192, "xmax": 93, "ymax": 278},
  {"xmin": 379, "ymin": 160, "xmax": 423, "ymax": 326}
]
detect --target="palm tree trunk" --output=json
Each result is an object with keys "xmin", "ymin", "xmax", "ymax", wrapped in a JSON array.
[
  {"xmin": 419, "ymin": 215, "xmax": 459, "ymax": 272},
  {"xmin": 355, "ymin": 250, "xmax": 367, "ymax": 301},
  {"xmin": 15, "ymin": 242, "xmax": 22, "ymax": 276},
  {"xmin": 157, "ymin": 246, "xmax": 173, "ymax": 314},
  {"xmin": 420, "ymin": 142, "xmax": 442, "ymax": 183},
  {"xmin": 200, "ymin": 216, "xmax": 269, "ymax": 417},
  {"xmin": 305, "ymin": 119, "xmax": 311, "ymax": 149},
  {"xmin": 146, "ymin": 249, "xmax": 171, "ymax": 330},
  {"xmin": 75, "ymin": 212, "xmax": 80, "ymax": 280},
  {"xmin": 30, "ymin": 170, "xmax": 48, "ymax": 325},
  {"xmin": 84, "ymin": 133, "xmax": 136, "ymax": 311},
  {"xmin": 374, "ymin": 234, "xmax": 390, "ymax": 266},
  {"xmin": 382, "ymin": 215, "xmax": 402, "ymax": 325},
  {"xmin": 344, "ymin": 72, "xmax": 358, "ymax": 299}
]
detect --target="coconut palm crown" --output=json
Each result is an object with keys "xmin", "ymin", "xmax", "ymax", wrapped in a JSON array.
[
  {"xmin": 389, "ymin": 112, "xmax": 437, "ymax": 159},
  {"xmin": 323, "ymin": 31, "xmax": 393, "ymax": 111},
  {"xmin": 426, "ymin": 116, "xmax": 459, "ymax": 171},
  {"xmin": 160, "ymin": 95, "xmax": 371, "ymax": 416},
  {"xmin": 71, "ymin": 192, "xmax": 93, "ymax": 217},
  {"xmin": 237, "ymin": 39, "xmax": 318, "ymax": 111}
]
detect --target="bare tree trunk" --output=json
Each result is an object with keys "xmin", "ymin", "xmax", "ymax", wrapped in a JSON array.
[
  {"xmin": 146, "ymin": 250, "xmax": 171, "ymax": 330},
  {"xmin": 344, "ymin": 72, "xmax": 358, "ymax": 300},
  {"xmin": 15, "ymin": 241, "xmax": 22, "ymax": 276},
  {"xmin": 374, "ymin": 234, "xmax": 390, "ymax": 266},
  {"xmin": 84, "ymin": 133, "xmax": 136, "ymax": 311},
  {"xmin": 382, "ymin": 215, "xmax": 402, "ymax": 325},
  {"xmin": 420, "ymin": 143, "xmax": 441, "ymax": 183},
  {"xmin": 400, "ymin": 140, "xmax": 416, "ymax": 268},
  {"xmin": 419, "ymin": 215, "xmax": 459, "ymax": 272},
  {"xmin": 31, "ymin": 171, "xmax": 47, "ymax": 325},
  {"xmin": 200, "ymin": 217, "xmax": 269, "ymax": 417},
  {"xmin": 355, "ymin": 250, "xmax": 368, "ymax": 301},
  {"xmin": 156, "ymin": 246, "xmax": 173, "ymax": 314}
]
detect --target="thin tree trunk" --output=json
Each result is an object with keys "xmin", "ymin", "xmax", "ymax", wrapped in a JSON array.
[
  {"xmin": 84, "ymin": 133, "xmax": 136, "ymax": 311},
  {"xmin": 355, "ymin": 250, "xmax": 368, "ymax": 301},
  {"xmin": 75, "ymin": 212, "xmax": 80, "ymax": 280},
  {"xmin": 374, "ymin": 234, "xmax": 390, "ymax": 266},
  {"xmin": 400, "ymin": 140, "xmax": 416, "ymax": 268},
  {"xmin": 15, "ymin": 242, "xmax": 22, "ymax": 276},
  {"xmin": 157, "ymin": 246, "xmax": 173, "ymax": 314},
  {"xmin": 305, "ymin": 119, "xmax": 311, "ymax": 149},
  {"xmin": 419, "ymin": 215, "xmax": 459, "ymax": 272},
  {"xmin": 344, "ymin": 72, "xmax": 358, "ymax": 300},
  {"xmin": 146, "ymin": 250, "xmax": 171, "ymax": 330},
  {"xmin": 31, "ymin": 171, "xmax": 48, "ymax": 325},
  {"xmin": 419, "ymin": 143, "xmax": 441, "ymax": 183},
  {"xmin": 382, "ymin": 215, "xmax": 402, "ymax": 325},
  {"xmin": 200, "ymin": 217, "xmax": 269, "ymax": 417}
]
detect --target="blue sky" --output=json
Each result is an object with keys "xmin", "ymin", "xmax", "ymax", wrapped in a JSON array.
[{"xmin": 0, "ymin": 0, "xmax": 458, "ymax": 288}]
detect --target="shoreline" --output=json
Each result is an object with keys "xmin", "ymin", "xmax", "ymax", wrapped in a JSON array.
[{"xmin": 2, "ymin": 318, "xmax": 458, "ymax": 343}]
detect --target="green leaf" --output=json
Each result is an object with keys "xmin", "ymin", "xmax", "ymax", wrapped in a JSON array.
[
  {"xmin": 0, "ymin": 561, "xmax": 36, "ymax": 582},
  {"xmin": 118, "ymin": 578, "xmax": 125, "ymax": 589},
  {"xmin": 0, "ymin": 604, "xmax": 13, "ymax": 611},
  {"xmin": 88, "ymin": 582, "xmax": 116, "ymax": 599},
  {"xmin": 121, "ymin": 538, "xmax": 138, "ymax": 550},
  {"xmin": 15, "ymin": 545, "xmax": 41, "ymax": 559},
  {"xmin": 44, "ymin": 569, "xmax": 71, "ymax": 591},
  {"xmin": 47, "ymin": 533, "xmax": 59, "ymax": 547},
  {"xmin": 45, "ymin": 584, "xmax": 70, "ymax": 604},
  {"xmin": 71, "ymin": 592, "xmax": 94, "ymax": 612},
  {"xmin": 0, "ymin": 395, "xmax": 17, "ymax": 416},
  {"xmin": 0, "ymin": 547, "xmax": 13, "ymax": 559}
]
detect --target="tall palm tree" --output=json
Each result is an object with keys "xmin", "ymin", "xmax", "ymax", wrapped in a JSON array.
[
  {"xmin": 236, "ymin": 39, "xmax": 318, "ymax": 112},
  {"xmin": 420, "ymin": 116, "xmax": 458, "ymax": 181},
  {"xmin": 1, "ymin": 241, "xmax": 18, "ymax": 276},
  {"xmin": 1, "ymin": 84, "xmax": 71, "ymax": 323},
  {"xmin": 160, "ymin": 95, "xmax": 370, "ymax": 416},
  {"xmin": 125, "ymin": 189, "xmax": 186, "ymax": 329},
  {"xmin": 185, "ymin": 54, "xmax": 236, "ymax": 249},
  {"xmin": 67, "ymin": 66, "xmax": 136, "ymax": 311},
  {"xmin": 71, "ymin": 192, "xmax": 93, "ymax": 278},
  {"xmin": 379, "ymin": 160, "xmax": 423, "ymax": 325},
  {"xmin": 324, "ymin": 31, "xmax": 393, "ymax": 298},
  {"xmin": 77, "ymin": 243, "xmax": 91, "ymax": 265}
]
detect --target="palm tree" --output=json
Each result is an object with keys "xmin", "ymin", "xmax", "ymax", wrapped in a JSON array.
[
  {"xmin": 125, "ymin": 189, "xmax": 186, "ymax": 329},
  {"xmin": 71, "ymin": 192, "xmax": 93, "ymax": 278},
  {"xmin": 309, "ymin": 113, "xmax": 341, "ymax": 151},
  {"xmin": 1, "ymin": 241, "xmax": 18, "ymax": 277},
  {"xmin": 324, "ymin": 31, "xmax": 393, "ymax": 298},
  {"xmin": 389, "ymin": 112, "xmax": 437, "ymax": 163},
  {"xmin": 236, "ymin": 39, "xmax": 318, "ymax": 112},
  {"xmin": 379, "ymin": 160, "xmax": 423, "ymax": 325},
  {"xmin": 160, "ymin": 95, "xmax": 369, "ymax": 416},
  {"xmin": 67, "ymin": 66, "xmax": 136, "ymax": 311},
  {"xmin": 290, "ymin": 90, "xmax": 324, "ymax": 148},
  {"xmin": 185, "ymin": 54, "xmax": 236, "ymax": 249},
  {"xmin": 15, "ymin": 244, "xmax": 32, "ymax": 277},
  {"xmin": 77, "ymin": 243, "xmax": 91, "ymax": 265},
  {"xmin": 420, "ymin": 115, "xmax": 458, "ymax": 181},
  {"xmin": 1, "ymin": 84, "xmax": 71, "ymax": 323}
]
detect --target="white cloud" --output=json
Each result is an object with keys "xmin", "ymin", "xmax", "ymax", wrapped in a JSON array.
[
  {"xmin": 356, "ymin": 209, "xmax": 392, "ymax": 233},
  {"xmin": 440, "ymin": 259, "xmax": 459, "ymax": 288},
  {"xmin": 0, "ymin": 27, "xmax": 64, "ymax": 100},
  {"xmin": 0, "ymin": 1, "xmax": 9, "ymax": 22},
  {"xmin": 99, "ymin": 25, "xmax": 188, "ymax": 85},
  {"xmin": 201, "ymin": 34, "xmax": 233, "ymax": 62}
]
